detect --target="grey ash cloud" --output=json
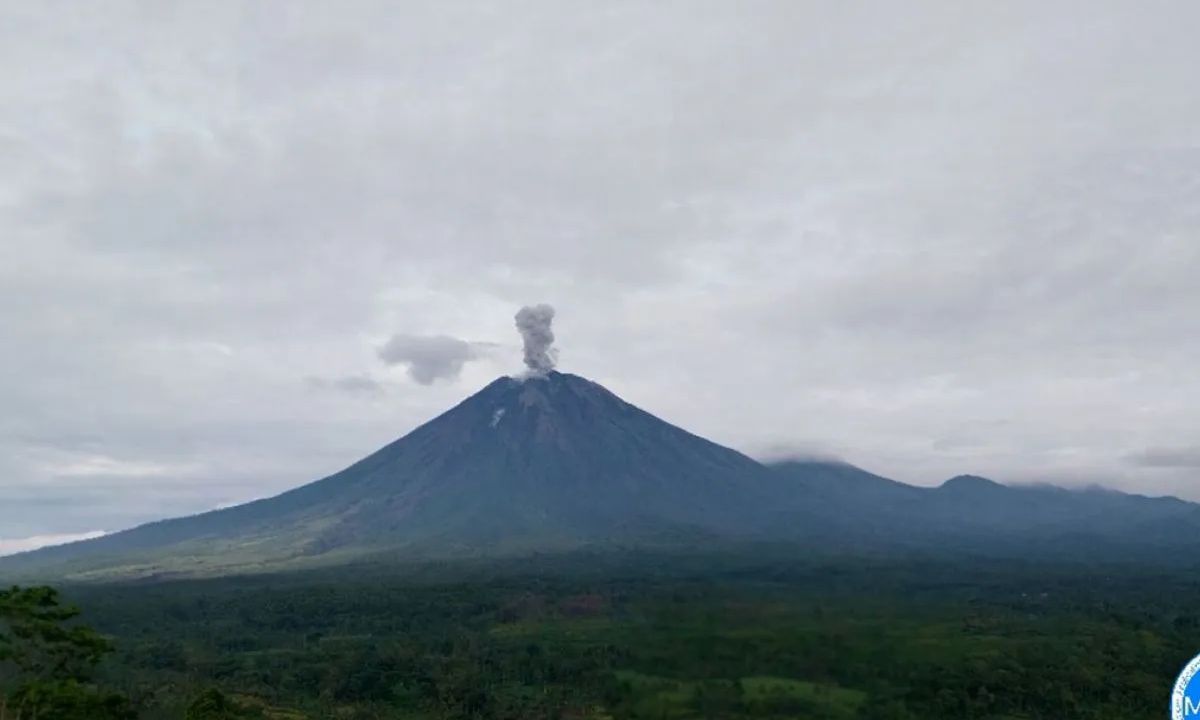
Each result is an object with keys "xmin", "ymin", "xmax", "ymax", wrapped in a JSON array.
[{"xmin": 515, "ymin": 304, "xmax": 557, "ymax": 376}]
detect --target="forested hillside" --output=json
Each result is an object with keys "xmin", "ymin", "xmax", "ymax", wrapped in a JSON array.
[{"xmin": 12, "ymin": 553, "xmax": 1194, "ymax": 719}]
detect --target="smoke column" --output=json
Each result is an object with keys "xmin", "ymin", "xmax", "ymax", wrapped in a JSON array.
[{"xmin": 515, "ymin": 304, "xmax": 557, "ymax": 375}]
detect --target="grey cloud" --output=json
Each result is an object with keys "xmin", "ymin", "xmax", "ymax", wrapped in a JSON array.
[
  {"xmin": 305, "ymin": 375, "xmax": 385, "ymax": 396},
  {"xmin": 1128, "ymin": 448, "xmax": 1200, "ymax": 469},
  {"xmin": 377, "ymin": 335, "xmax": 483, "ymax": 385}
]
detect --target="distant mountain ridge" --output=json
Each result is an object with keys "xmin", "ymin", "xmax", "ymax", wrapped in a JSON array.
[
  {"xmin": 4, "ymin": 372, "xmax": 1199, "ymax": 580},
  {"xmin": 768, "ymin": 461, "xmax": 1200, "ymax": 559}
]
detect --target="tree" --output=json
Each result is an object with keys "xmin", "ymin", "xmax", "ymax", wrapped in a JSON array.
[{"xmin": 0, "ymin": 586, "xmax": 134, "ymax": 720}]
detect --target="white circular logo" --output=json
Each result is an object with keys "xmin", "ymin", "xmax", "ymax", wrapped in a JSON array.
[{"xmin": 1172, "ymin": 653, "xmax": 1200, "ymax": 719}]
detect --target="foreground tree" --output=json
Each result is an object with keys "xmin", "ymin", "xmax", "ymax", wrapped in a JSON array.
[{"xmin": 0, "ymin": 586, "xmax": 134, "ymax": 720}]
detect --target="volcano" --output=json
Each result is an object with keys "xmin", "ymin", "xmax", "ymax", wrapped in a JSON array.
[
  {"xmin": 2, "ymin": 373, "xmax": 787, "ymax": 579},
  {"xmin": 8, "ymin": 371, "xmax": 1200, "ymax": 581}
]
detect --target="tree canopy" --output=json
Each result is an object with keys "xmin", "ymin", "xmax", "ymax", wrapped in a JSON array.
[{"xmin": 0, "ymin": 585, "xmax": 134, "ymax": 720}]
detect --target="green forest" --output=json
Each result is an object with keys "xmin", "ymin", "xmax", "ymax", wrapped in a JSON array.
[{"xmin": 3, "ymin": 552, "xmax": 1197, "ymax": 719}]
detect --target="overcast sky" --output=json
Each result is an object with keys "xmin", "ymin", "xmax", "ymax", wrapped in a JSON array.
[{"xmin": 2, "ymin": 1, "xmax": 1199, "ymax": 553}]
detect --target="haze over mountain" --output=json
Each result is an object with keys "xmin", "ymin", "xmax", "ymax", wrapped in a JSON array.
[{"xmin": 5, "ymin": 367, "xmax": 1200, "ymax": 581}]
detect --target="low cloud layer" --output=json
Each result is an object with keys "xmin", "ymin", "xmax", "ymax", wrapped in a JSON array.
[
  {"xmin": 1128, "ymin": 447, "xmax": 1200, "ymax": 469},
  {"xmin": 0, "ymin": 531, "xmax": 108, "ymax": 558},
  {"xmin": 377, "ymin": 334, "xmax": 483, "ymax": 385}
]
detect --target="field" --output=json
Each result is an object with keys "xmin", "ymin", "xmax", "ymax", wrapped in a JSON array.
[{"xmin": 51, "ymin": 551, "xmax": 1200, "ymax": 719}]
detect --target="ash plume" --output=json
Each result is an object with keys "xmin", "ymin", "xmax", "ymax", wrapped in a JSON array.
[{"xmin": 515, "ymin": 304, "xmax": 557, "ymax": 375}]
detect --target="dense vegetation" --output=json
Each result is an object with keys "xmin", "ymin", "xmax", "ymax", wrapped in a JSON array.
[
  {"xmin": 0, "ymin": 585, "xmax": 135, "ymax": 719},
  {"xmin": 9, "ymin": 552, "xmax": 1200, "ymax": 718}
]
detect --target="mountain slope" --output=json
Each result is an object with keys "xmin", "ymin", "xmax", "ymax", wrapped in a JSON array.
[
  {"xmin": 2, "ymin": 372, "xmax": 779, "ymax": 579},
  {"xmin": 6, "ymin": 372, "xmax": 1200, "ymax": 581}
]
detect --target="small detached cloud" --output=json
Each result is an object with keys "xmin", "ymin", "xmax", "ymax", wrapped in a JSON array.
[
  {"xmin": 31, "ymin": 451, "xmax": 195, "ymax": 480},
  {"xmin": 377, "ymin": 334, "xmax": 486, "ymax": 385},
  {"xmin": 1127, "ymin": 447, "xmax": 1200, "ymax": 469},
  {"xmin": 305, "ymin": 374, "xmax": 385, "ymax": 396}
]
